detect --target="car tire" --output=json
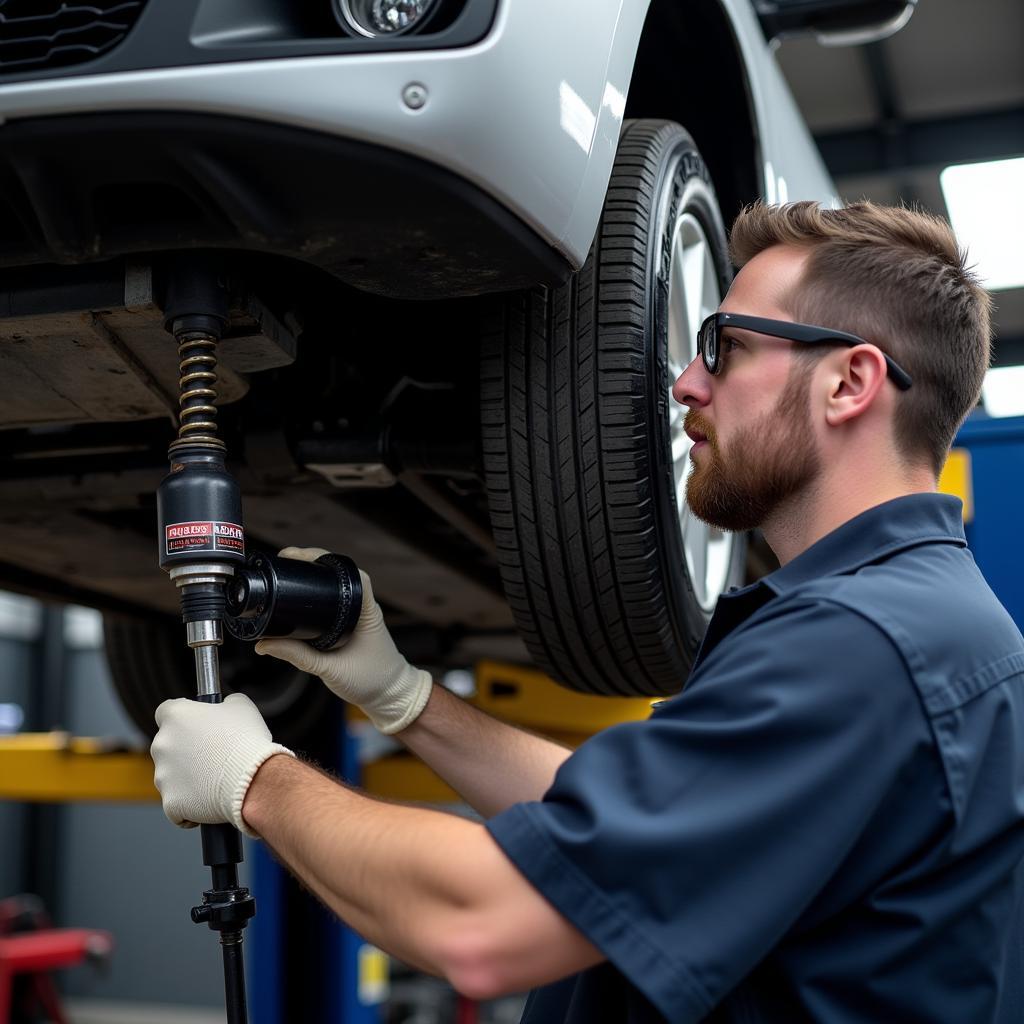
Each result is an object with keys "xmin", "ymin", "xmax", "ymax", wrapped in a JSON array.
[
  {"xmin": 102, "ymin": 615, "xmax": 336, "ymax": 749},
  {"xmin": 481, "ymin": 119, "xmax": 746, "ymax": 697}
]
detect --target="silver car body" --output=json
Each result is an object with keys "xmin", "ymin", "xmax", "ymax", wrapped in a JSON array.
[{"xmin": 0, "ymin": 0, "xmax": 835, "ymax": 268}]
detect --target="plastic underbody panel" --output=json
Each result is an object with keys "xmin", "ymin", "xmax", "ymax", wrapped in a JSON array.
[{"xmin": 0, "ymin": 112, "xmax": 571, "ymax": 297}]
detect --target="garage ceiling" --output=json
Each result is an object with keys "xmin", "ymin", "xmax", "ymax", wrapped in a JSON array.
[{"xmin": 773, "ymin": 0, "xmax": 1024, "ymax": 365}]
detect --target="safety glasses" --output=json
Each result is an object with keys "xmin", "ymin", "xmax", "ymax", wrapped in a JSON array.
[{"xmin": 697, "ymin": 312, "xmax": 913, "ymax": 391}]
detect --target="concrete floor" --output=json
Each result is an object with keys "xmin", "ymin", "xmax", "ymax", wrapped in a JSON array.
[{"xmin": 68, "ymin": 1000, "xmax": 224, "ymax": 1024}]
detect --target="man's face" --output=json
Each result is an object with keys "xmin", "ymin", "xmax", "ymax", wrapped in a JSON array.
[
  {"xmin": 683, "ymin": 369, "xmax": 821, "ymax": 532},
  {"xmin": 672, "ymin": 245, "xmax": 823, "ymax": 532}
]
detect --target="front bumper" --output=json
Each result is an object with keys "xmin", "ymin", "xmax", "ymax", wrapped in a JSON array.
[{"xmin": 0, "ymin": 0, "xmax": 649, "ymax": 271}]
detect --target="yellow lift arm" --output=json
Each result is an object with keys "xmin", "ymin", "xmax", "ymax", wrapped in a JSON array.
[
  {"xmin": 0, "ymin": 733, "xmax": 158, "ymax": 802},
  {"xmin": 0, "ymin": 661, "xmax": 656, "ymax": 804},
  {"xmin": 363, "ymin": 660, "xmax": 656, "ymax": 803}
]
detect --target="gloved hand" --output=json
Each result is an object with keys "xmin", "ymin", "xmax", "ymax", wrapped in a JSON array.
[
  {"xmin": 255, "ymin": 548, "xmax": 434, "ymax": 734},
  {"xmin": 151, "ymin": 692, "xmax": 294, "ymax": 837}
]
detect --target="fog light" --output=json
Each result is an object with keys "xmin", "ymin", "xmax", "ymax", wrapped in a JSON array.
[{"xmin": 336, "ymin": 0, "xmax": 440, "ymax": 37}]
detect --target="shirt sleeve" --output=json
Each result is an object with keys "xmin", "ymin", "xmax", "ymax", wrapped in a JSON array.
[{"xmin": 486, "ymin": 596, "xmax": 931, "ymax": 1023}]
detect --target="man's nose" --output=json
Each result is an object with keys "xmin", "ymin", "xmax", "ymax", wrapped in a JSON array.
[{"xmin": 672, "ymin": 356, "xmax": 711, "ymax": 408}]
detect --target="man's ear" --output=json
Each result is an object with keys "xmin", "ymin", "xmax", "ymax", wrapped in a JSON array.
[{"xmin": 824, "ymin": 345, "xmax": 888, "ymax": 427}]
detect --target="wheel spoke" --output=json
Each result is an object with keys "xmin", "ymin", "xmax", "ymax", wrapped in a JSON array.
[
  {"xmin": 687, "ymin": 517, "xmax": 709, "ymax": 601},
  {"xmin": 671, "ymin": 431, "xmax": 692, "ymax": 465},
  {"xmin": 676, "ymin": 461, "xmax": 690, "ymax": 520},
  {"xmin": 667, "ymin": 247, "xmax": 691, "ymax": 372},
  {"xmin": 665, "ymin": 212, "xmax": 736, "ymax": 612},
  {"xmin": 705, "ymin": 527, "xmax": 731, "ymax": 603},
  {"xmin": 681, "ymin": 238, "xmax": 708, "ymax": 345}
]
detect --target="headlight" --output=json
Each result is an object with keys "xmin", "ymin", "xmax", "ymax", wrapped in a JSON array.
[{"xmin": 334, "ymin": 0, "xmax": 441, "ymax": 37}]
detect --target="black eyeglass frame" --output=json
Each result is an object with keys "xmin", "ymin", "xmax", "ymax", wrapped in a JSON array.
[{"xmin": 697, "ymin": 312, "xmax": 913, "ymax": 391}]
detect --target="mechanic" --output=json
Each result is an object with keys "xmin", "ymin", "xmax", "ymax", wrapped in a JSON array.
[{"xmin": 151, "ymin": 200, "xmax": 1024, "ymax": 1023}]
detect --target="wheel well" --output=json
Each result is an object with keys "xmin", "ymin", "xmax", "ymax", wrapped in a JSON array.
[{"xmin": 624, "ymin": 0, "xmax": 763, "ymax": 230}]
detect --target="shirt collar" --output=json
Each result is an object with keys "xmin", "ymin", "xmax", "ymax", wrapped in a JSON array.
[{"xmin": 762, "ymin": 492, "xmax": 966, "ymax": 597}]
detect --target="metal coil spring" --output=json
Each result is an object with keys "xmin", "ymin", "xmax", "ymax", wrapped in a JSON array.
[{"xmin": 171, "ymin": 331, "xmax": 225, "ymax": 452}]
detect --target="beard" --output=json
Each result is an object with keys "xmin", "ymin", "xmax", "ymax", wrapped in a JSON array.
[{"xmin": 684, "ymin": 369, "xmax": 822, "ymax": 532}]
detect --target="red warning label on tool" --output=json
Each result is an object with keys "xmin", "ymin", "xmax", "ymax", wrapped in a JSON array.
[{"xmin": 165, "ymin": 521, "xmax": 245, "ymax": 556}]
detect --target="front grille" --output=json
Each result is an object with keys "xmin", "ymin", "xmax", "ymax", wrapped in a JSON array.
[{"xmin": 0, "ymin": 0, "xmax": 146, "ymax": 75}]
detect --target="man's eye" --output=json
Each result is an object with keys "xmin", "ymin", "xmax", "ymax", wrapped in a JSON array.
[{"xmin": 722, "ymin": 336, "xmax": 742, "ymax": 352}]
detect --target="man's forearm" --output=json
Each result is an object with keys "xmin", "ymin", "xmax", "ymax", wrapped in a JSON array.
[
  {"xmin": 241, "ymin": 753, "xmax": 604, "ymax": 997},
  {"xmin": 242, "ymin": 753, "xmax": 488, "ymax": 974},
  {"xmin": 396, "ymin": 683, "xmax": 572, "ymax": 817}
]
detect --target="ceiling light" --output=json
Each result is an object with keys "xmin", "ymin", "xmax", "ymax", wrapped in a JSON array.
[
  {"xmin": 981, "ymin": 365, "xmax": 1024, "ymax": 419},
  {"xmin": 940, "ymin": 157, "xmax": 1024, "ymax": 292}
]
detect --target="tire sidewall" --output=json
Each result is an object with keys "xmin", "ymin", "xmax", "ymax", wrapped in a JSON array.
[{"xmin": 639, "ymin": 126, "xmax": 740, "ymax": 652}]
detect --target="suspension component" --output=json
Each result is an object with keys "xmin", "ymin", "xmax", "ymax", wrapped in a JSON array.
[
  {"xmin": 161, "ymin": 256, "xmax": 231, "ymax": 453},
  {"xmin": 158, "ymin": 310, "xmax": 244, "ymax": 692},
  {"xmin": 156, "ymin": 259, "xmax": 245, "ymax": 690},
  {"xmin": 172, "ymin": 330, "xmax": 225, "ymax": 454}
]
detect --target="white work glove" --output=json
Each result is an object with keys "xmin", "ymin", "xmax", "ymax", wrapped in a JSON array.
[
  {"xmin": 255, "ymin": 548, "xmax": 434, "ymax": 734},
  {"xmin": 151, "ymin": 692, "xmax": 294, "ymax": 837}
]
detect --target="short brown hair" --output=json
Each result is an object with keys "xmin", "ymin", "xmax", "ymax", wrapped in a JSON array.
[{"xmin": 729, "ymin": 200, "xmax": 992, "ymax": 475}]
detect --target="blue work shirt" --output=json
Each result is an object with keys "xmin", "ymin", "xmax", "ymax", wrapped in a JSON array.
[{"xmin": 487, "ymin": 493, "xmax": 1024, "ymax": 1022}]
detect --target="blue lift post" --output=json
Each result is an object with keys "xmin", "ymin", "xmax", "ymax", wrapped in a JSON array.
[
  {"xmin": 247, "ymin": 704, "xmax": 384, "ymax": 1024},
  {"xmin": 955, "ymin": 414, "xmax": 1024, "ymax": 628},
  {"xmin": 248, "ymin": 841, "xmax": 286, "ymax": 1024}
]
